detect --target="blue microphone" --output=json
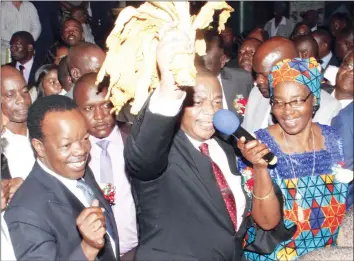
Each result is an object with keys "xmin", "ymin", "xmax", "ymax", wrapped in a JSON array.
[{"xmin": 213, "ymin": 109, "xmax": 277, "ymax": 166}]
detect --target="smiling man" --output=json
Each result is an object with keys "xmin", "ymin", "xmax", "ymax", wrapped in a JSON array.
[
  {"xmin": 4, "ymin": 95, "xmax": 120, "ymax": 261},
  {"xmin": 124, "ymin": 28, "xmax": 282, "ymax": 261},
  {"xmin": 61, "ymin": 18, "xmax": 84, "ymax": 47}
]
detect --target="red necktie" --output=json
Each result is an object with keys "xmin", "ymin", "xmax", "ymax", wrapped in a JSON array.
[{"xmin": 199, "ymin": 143, "xmax": 237, "ymax": 230}]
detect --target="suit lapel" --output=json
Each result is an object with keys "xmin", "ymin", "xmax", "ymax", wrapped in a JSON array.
[
  {"xmin": 83, "ymin": 168, "xmax": 119, "ymax": 256},
  {"xmin": 32, "ymin": 162, "xmax": 85, "ymax": 215},
  {"xmin": 175, "ymin": 131, "xmax": 234, "ymax": 230},
  {"xmin": 221, "ymin": 70, "xmax": 235, "ymax": 110}
]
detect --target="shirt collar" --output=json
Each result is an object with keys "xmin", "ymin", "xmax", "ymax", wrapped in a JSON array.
[
  {"xmin": 3, "ymin": 127, "xmax": 29, "ymax": 139},
  {"xmin": 184, "ymin": 133, "xmax": 215, "ymax": 152},
  {"xmin": 321, "ymin": 51, "xmax": 333, "ymax": 69},
  {"xmin": 37, "ymin": 159, "xmax": 78, "ymax": 191},
  {"xmin": 89, "ymin": 125, "xmax": 121, "ymax": 146},
  {"xmin": 16, "ymin": 56, "xmax": 34, "ymax": 70},
  {"xmin": 272, "ymin": 16, "xmax": 287, "ymax": 27}
]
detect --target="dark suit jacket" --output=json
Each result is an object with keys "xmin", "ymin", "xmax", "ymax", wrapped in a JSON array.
[
  {"xmin": 8, "ymin": 56, "xmax": 42, "ymax": 88},
  {"xmin": 124, "ymin": 103, "xmax": 251, "ymax": 261},
  {"xmin": 326, "ymin": 53, "xmax": 341, "ymax": 69},
  {"xmin": 331, "ymin": 102, "xmax": 353, "ymax": 207},
  {"xmin": 220, "ymin": 67, "xmax": 253, "ymax": 120},
  {"xmin": 4, "ymin": 162, "xmax": 120, "ymax": 261}
]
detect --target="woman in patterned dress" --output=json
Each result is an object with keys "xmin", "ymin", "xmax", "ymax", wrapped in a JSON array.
[{"xmin": 237, "ymin": 57, "xmax": 349, "ymax": 261}]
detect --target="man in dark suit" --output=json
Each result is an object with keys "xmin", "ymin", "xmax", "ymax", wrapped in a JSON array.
[
  {"xmin": 312, "ymin": 29, "xmax": 340, "ymax": 70},
  {"xmin": 203, "ymin": 30, "xmax": 253, "ymax": 119},
  {"xmin": 4, "ymin": 95, "xmax": 119, "ymax": 261},
  {"xmin": 8, "ymin": 31, "xmax": 42, "ymax": 88},
  {"xmin": 332, "ymin": 102, "xmax": 354, "ymax": 208},
  {"xmin": 124, "ymin": 28, "xmax": 282, "ymax": 261}
]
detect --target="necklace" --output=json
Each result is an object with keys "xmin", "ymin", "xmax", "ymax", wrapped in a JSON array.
[{"xmin": 282, "ymin": 128, "xmax": 316, "ymax": 223}]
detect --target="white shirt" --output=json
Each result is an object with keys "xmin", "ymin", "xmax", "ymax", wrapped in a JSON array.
[
  {"xmin": 37, "ymin": 159, "xmax": 117, "ymax": 258},
  {"xmin": 270, "ymin": 17, "xmax": 287, "ymax": 37},
  {"xmin": 1, "ymin": 2, "xmax": 41, "ymax": 46},
  {"xmin": 311, "ymin": 25, "xmax": 318, "ymax": 32},
  {"xmin": 186, "ymin": 135, "xmax": 246, "ymax": 230},
  {"xmin": 2, "ymin": 128, "xmax": 35, "ymax": 180},
  {"xmin": 149, "ymin": 90, "xmax": 246, "ymax": 231},
  {"xmin": 88, "ymin": 126, "xmax": 138, "ymax": 255},
  {"xmin": 1, "ymin": 128, "xmax": 35, "ymax": 261},
  {"xmin": 321, "ymin": 51, "xmax": 333, "ymax": 70},
  {"xmin": 217, "ymin": 74, "xmax": 229, "ymax": 110},
  {"xmin": 323, "ymin": 65, "xmax": 339, "ymax": 86},
  {"xmin": 331, "ymin": 90, "xmax": 353, "ymax": 109},
  {"xmin": 82, "ymin": 23, "xmax": 95, "ymax": 44},
  {"xmin": 16, "ymin": 57, "xmax": 34, "ymax": 84}
]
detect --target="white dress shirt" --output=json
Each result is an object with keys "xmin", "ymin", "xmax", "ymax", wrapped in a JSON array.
[
  {"xmin": 217, "ymin": 74, "xmax": 229, "ymax": 109},
  {"xmin": 37, "ymin": 159, "xmax": 117, "ymax": 258},
  {"xmin": 331, "ymin": 90, "xmax": 353, "ymax": 109},
  {"xmin": 1, "ymin": 2, "xmax": 41, "ymax": 46},
  {"xmin": 82, "ymin": 23, "xmax": 95, "ymax": 44},
  {"xmin": 270, "ymin": 17, "xmax": 287, "ymax": 37},
  {"xmin": 2, "ymin": 128, "xmax": 35, "ymax": 180},
  {"xmin": 321, "ymin": 51, "xmax": 333, "ymax": 70},
  {"xmin": 149, "ymin": 90, "xmax": 246, "ymax": 230},
  {"xmin": 1, "ymin": 128, "xmax": 35, "ymax": 261},
  {"xmin": 89, "ymin": 126, "xmax": 138, "ymax": 255},
  {"xmin": 16, "ymin": 57, "xmax": 34, "ymax": 84}
]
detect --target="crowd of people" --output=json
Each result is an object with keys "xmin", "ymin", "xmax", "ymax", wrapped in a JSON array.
[{"xmin": 1, "ymin": 1, "xmax": 353, "ymax": 261}]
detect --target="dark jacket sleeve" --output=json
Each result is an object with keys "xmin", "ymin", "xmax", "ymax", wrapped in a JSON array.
[
  {"xmin": 4, "ymin": 206, "xmax": 88, "ymax": 261},
  {"xmin": 124, "ymin": 102, "xmax": 180, "ymax": 181}
]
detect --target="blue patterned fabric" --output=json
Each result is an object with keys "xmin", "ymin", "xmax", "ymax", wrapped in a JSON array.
[{"xmin": 238, "ymin": 124, "xmax": 349, "ymax": 261}]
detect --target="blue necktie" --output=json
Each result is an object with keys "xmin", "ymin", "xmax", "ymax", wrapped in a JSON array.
[
  {"xmin": 76, "ymin": 178, "xmax": 117, "ymax": 242},
  {"xmin": 96, "ymin": 140, "xmax": 114, "ymax": 184}
]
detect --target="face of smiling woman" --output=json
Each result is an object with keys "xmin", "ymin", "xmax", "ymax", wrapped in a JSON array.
[{"xmin": 271, "ymin": 81, "xmax": 315, "ymax": 135}]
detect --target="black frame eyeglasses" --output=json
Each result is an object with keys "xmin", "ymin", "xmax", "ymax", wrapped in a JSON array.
[{"xmin": 270, "ymin": 92, "xmax": 313, "ymax": 110}]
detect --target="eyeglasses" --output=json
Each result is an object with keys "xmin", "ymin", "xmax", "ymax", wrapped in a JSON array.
[{"xmin": 270, "ymin": 92, "xmax": 312, "ymax": 110}]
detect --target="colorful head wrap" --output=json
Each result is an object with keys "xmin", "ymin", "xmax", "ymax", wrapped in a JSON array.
[{"xmin": 268, "ymin": 57, "xmax": 322, "ymax": 105}]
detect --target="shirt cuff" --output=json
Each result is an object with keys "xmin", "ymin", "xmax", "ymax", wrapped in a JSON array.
[{"xmin": 148, "ymin": 88, "xmax": 186, "ymax": 117}]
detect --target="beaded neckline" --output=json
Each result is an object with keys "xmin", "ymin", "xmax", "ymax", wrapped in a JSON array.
[{"xmin": 255, "ymin": 124, "xmax": 343, "ymax": 179}]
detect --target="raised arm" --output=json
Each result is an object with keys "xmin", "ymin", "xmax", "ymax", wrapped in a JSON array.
[
  {"xmin": 237, "ymin": 137, "xmax": 281, "ymax": 230},
  {"xmin": 124, "ymin": 28, "xmax": 190, "ymax": 181}
]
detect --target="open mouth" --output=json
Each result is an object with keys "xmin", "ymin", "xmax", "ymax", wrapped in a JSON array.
[
  {"xmin": 198, "ymin": 120, "xmax": 214, "ymax": 130},
  {"xmin": 67, "ymin": 160, "xmax": 86, "ymax": 171},
  {"xmin": 283, "ymin": 117, "xmax": 300, "ymax": 127}
]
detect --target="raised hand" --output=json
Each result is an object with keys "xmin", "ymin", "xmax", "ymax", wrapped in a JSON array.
[
  {"xmin": 7, "ymin": 177, "xmax": 24, "ymax": 204},
  {"xmin": 156, "ymin": 23, "xmax": 193, "ymax": 100},
  {"xmin": 1, "ymin": 180, "xmax": 10, "ymax": 211},
  {"xmin": 237, "ymin": 137, "xmax": 270, "ymax": 169},
  {"xmin": 77, "ymin": 199, "xmax": 106, "ymax": 260}
]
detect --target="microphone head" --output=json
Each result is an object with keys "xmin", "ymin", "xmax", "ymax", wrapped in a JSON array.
[{"xmin": 213, "ymin": 109, "xmax": 240, "ymax": 135}]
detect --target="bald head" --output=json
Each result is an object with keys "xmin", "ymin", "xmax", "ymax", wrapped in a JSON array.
[
  {"xmin": 67, "ymin": 42, "xmax": 106, "ymax": 83},
  {"xmin": 253, "ymin": 37, "xmax": 298, "ymax": 73},
  {"xmin": 1, "ymin": 65, "xmax": 25, "ymax": 86},
  {"xmin": 294, "ymin": 34, "xmax": 318, "ymax": 59},
  {"xmin": 253, "ymin": 37, "xmax": 298, "ymax": 98},
  {"xmin": 73, "ymin": 72, "xmax": 105, "ymax": 101},
  {"xmin": 312, "ymin": 29, "xmax": 333, "ymax": 59},
  {"xmin": 73, "ymin": 73, "xmax": 115, "ymax": 139}
]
